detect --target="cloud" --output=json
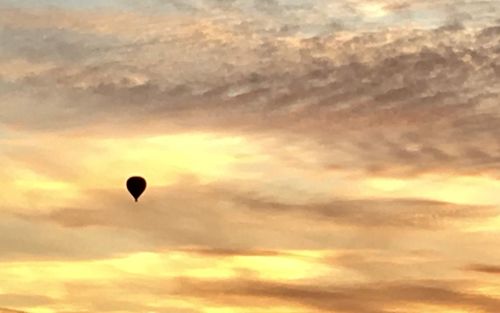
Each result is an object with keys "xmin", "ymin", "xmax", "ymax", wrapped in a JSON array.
[
  {"xmin": 1, "ymin": 7, "xmax": 498, "ymax": 177},
  {"xmin": 0, "ymin": 308, "xmax": 28, "ymax": 313},
  {"xmin": 140, "ymin": 277, "xmax": 500, "ymax": 313},
  {"xmin": 0, "ymin": 294, "xmax": 54, "ymax": 308},
  {"xmin": 465, "ymin": 264, "xmax": 500, "ymax": 275},
  {"xmin": 0, "ymin": 27, "xmax": 120, "ymax": 64},
  {"xmin": 5, "ymin": 172, "xmax": 498, "ymax": 260},
  {"xmin": 178, "ymin": 247, "xmax": 289, "ymax": 257},
  {"xmin": 23, "ymin": 179, "xmax": 494, "ymax": 258},
  {"xmin": 230, "ymin": 192, "xmax": 497, "ymax": 227},
  {"xmin": 0, "ymin": 213, "xmax": 152, "ymax": 260}
]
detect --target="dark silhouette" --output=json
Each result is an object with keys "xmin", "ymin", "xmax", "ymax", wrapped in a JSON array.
[{"xmin": 126, "ymin": 176, "xmax": 147, "ymax": 202}]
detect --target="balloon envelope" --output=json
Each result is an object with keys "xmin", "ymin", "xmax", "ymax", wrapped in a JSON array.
[{"xmin": 126, "ymin": 176, "xmax": 147, "ymax": 202}]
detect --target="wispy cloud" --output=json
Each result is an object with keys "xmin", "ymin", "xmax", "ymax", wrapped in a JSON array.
[
  {"xmin": 168, "ymin": 277, "xmax": 500, "ymax": 313},
  {"xmin": 465, "ymin": 264, "xmax": 500, "ymax": 275}
]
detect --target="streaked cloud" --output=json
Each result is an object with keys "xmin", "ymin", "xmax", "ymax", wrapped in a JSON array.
[{"xmin": 466, "ymin": 264, "xmax": 500, "ymax": 275}]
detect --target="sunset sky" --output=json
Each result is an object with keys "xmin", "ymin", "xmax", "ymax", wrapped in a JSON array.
[{"xmin": 1, "ymin": 0, "xmax": 500, "ymax": 312}]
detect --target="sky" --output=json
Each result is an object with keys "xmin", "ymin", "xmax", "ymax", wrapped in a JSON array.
[{"xmin": 0, "ymin": 0, "xmax": 500, "ymax": 312}]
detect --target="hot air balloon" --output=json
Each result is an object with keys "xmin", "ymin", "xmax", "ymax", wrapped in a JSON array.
[{"xmin": 126, "ymin": 176, "xmax": 147, "ymax": 202}]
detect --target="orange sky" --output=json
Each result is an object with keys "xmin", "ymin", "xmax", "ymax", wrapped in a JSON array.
[{"xmin": 1, "ymin": 0, "xmax": 500, "ymax": 312}]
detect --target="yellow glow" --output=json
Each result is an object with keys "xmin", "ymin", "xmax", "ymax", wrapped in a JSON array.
[
  {"xmin": 0, "ymin": 250, "xmax": 332, "ymax": 282},
  {"xmin": 80, "ymin": 133, "xmax": 253, "ymax": 188},
  {"xmin": 366, "ymin": 177, "xmax": 408, "ymax": 191},
  {"xmin": 0, "ymin": 250, "xmax": 338, "ymax": 313},
  {"xmin": 468, "ymin": 283, "xmax": 500, "ymax": 300},
  {"xmin": 14, "ymin": 171, "xmax": 74, "ymax": 191},
  {"xmin": 362, "ymin": 174, "xmax": 500, "ymax": 206},
  {"xmin": 233, "ymin": 252, "xmax": 330, "ymax": 280},
  {"xmin": 97, "ymin": 250, "xmax": 336, "ymax": 280},
  {"xmin": 358, "ymin": 2, "xmax": 389, "ymax": 18},
  {"xmin": 25, "ymin": 309, "xmax": 53, "ymax": 313},
  {"xmin": 1, "ymin": 168, "xmax": 81, "ymax": 212},
  {"xmin": 462, "ymin": 215, "xmax": 500, "ymax": 232},
  {"xmin": 0, "ymin": 132, "xmax": 263, "ymax": 212}
]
